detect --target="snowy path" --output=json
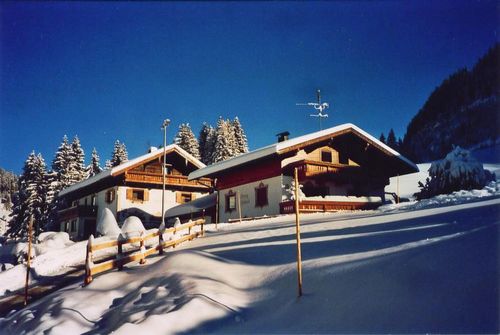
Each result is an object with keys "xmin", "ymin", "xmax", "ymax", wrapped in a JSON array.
[{"xmin": 0, "ymin": 199, "xmax": 498, "ymax": 334}]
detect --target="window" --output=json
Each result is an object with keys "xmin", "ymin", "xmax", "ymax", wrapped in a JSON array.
[
  {"xmin": 105, "ymin": 189, "xmax": 115, "ymax": 203},
  {"xmin": 321, "ymin": 150, "xmax": 332, "ymax": 163},
  {"xmin": 71, "ymin": 220, "xmax": 77, "ymax": 233},
  {"xmin": 176, "ymin": 192, "xmax": 194, "ymax": 204},
  {"xmin": 132, "ymin": 189, "xmax": 145, "ymax": 201},
  {"xmin": 72, "ymin": 200, "xmax": 78, "ymax": 207},
  {"xmin": 255, "ymin": 183, "xmax": 268, "ymax": 208},
  {"xmin": 126, "ymin": 188, "xmax": 149, "ymax": 202},
  {"xmin": 225, "ymin": 191, "xmax": 236, "ymax": 212},
  {"xmin": 91, "ymin": 195, "xmax": 96, "ymax": 206}
]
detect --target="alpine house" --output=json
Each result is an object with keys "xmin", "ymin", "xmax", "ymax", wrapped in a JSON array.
[{"xmin": 188, "ymin": 123, "xmax": 418, "ymax": 223}]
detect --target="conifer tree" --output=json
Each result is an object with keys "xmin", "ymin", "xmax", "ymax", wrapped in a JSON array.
[
  {"xmin": 111, "ymin": 140, "xmax": 128, "ymax": 167},
  {"xmin": 174, "ymin": 123, "xmax": 200, "ymax": 159},
  {"xmin": 212, "ymin": 117, "xmax": 235, "ymax": 163},
  {"xmin": 198, "ymin": 123, "xmax": 216, "ymax": 165},
  {"xmin": 71, "ymin": 136, "xmax": 86, "ymax": 183},
  {"xmin": 386, "ymin": 129, "xmax": 397, "ymax": 150},
  {"xmin": 52, "ymin": 135, "xmax": 73, "ymax": 192},
  {"xmin": 379, "ymin": 133, "xmax": 386, "ymax": 144},
  {"xmin": 87, "ymin": 148, "xmax": 102, "ymax": 178},
  {"xmin": 7, "ymin": 152, "xmax": 50, "ymax": 238},
  {"xmin": 232, "ymin": 117, "xmax": 249, "ymax": 155},
  {"xmin": 104, "ymin": 159, "xmax": 113, "ymax": 170}
]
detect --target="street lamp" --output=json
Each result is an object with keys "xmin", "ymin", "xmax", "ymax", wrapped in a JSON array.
[{"xmin": 161, "ymin": 119, "xmax": 170, "ymax": 228}]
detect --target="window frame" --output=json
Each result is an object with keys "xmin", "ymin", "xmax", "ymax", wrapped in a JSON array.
[
  {"xmin": 254, "ymin": 183, "xmax": 269, "ymax": 208},
  {"xmin": 225, "ymin": 191, "xmax": 237, "ymax": 213}
]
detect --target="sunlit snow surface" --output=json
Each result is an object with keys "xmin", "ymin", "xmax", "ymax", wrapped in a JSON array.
[{"xmin": 0, "ymin": 164, "xmax": 499, "ymax": 334}]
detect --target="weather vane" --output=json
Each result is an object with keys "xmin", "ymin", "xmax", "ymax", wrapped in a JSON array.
[{"xmin": 296, "ymin": 89, "xmax": 330, "ymax": 130}]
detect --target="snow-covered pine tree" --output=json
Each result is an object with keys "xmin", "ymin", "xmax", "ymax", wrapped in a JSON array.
[
  {"xmin": 232, "ymin": 117, "xmax": 249, "ymax": 155},
  {"xmin": 111, "ymin": 140, "xmax": 128, "ymax": 167},
  {"xmin": 71, "ymin": 136, "xmax": 86, "ymax": 183},
  {"xmin": 104, "ymin": 159, "xmax": 113, "ymax": 170},
  {"xmin": 198, "ymin": 123, "xmax": 216, "ymax": 165},
  {"xmin": 52, "ymin": 135, "xmax": 74, "ymax": 192},
  {"xmin": 415, "ymin": 146, "xmax": 495, "ymax": 200},
  {"xmin": 7, "ymin": 152, "xmax": 50, "ymax": 238},
  {"xmin": 87, "ymin": 148, "xmax": 102, "ymax": 178},
  {"xmin": 212, "ymin": 117, "xmax": 235, "ymax": 163},
  {"xmin": 174, "ymin": 123, "xmax": 200, "ymax": 159}
]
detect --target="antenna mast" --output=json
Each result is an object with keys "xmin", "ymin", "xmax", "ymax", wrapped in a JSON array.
[{"xmin": 296, "ymin": 89, "xmax": 330, "ymax": 130}]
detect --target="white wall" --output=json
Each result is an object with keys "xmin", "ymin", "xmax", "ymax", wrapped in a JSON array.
[{"xmin": 218, "ymin": 175, "xmax": 283, "ymax": 223}]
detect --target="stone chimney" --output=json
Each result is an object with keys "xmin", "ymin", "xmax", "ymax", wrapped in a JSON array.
[{"xmin": 276, "ymin": 131, "xmax": 290, "ymax": 143}]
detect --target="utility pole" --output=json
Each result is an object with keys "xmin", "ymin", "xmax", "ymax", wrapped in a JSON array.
[{"xmin": 161, "ymin": 119, "xmax": 170, "ymax": 228}]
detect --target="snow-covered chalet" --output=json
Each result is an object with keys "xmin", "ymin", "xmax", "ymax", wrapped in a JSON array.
[
  {"xmin": 57, "ymin": 145, "xmax": 213, "ymax": 240},
  {"xmin": 189, "ymin": 123, "xmax": 418, "ymax": 223}
]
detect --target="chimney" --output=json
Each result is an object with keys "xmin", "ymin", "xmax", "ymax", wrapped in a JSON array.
[{"xmin": 276, "ymin": 131, "xmax": 290, "ymax": 143}]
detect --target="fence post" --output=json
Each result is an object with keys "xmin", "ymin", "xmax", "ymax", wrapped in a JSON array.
[
  {"xmin": 84, "ymin": 234, "xmax": 94, "ymax": 285},
  {"xmin": 24, "ymin": 215, "xmax": 33, "ymax": 305},
  {"xmin": 158, "ymin": 228, "xmax": 164, "ymax": 255},
  {"xmin": 139, "ymin": 231, "xmax": 146, "ymax": 265},
  {"xmin": 117, "ymin": 233, "xmax": 124, "ymax": 271},
  {"xmin": 201, "ymin": 219, "xmax": 205, "ymax": 237}
]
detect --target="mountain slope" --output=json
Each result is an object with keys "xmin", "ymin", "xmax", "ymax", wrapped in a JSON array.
[{"xmin": 403, "ymin": 44, "xmax": 500, "ymax": 162}]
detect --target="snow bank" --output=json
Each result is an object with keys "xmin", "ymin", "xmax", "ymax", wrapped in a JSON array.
[{"xmin": 97, "ymin": 208, "xmax": 121, "ymax": 237}]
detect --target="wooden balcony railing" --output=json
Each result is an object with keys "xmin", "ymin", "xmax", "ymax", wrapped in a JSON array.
[
  {"xmin": 280, "ymin": 199, "xmax": 380, "ymax": 214},
  {"xmin": 288, "ymin": 160, "xmax": 361, "ymax": 178},
  {"xmin": 125, "ymin": 171, "xmax": 212, "ymax": 189},
  {"xmin": 58, "ymin": 205, "xmax": 98, "ymax": 221}
]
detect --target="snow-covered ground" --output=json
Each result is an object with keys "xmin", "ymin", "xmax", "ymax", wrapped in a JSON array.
[{"xmin": 0, "ymin": 191, "xmax": 498, "ymax": 333}]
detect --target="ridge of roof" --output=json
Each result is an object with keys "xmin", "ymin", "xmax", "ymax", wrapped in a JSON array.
[
  {"xmin": 59, "ymin": 144, "xmax": 205, "ymax": 197},
  {"xmin": 189, "ymin": 123, "xmax": 418, "ymax": 180}
]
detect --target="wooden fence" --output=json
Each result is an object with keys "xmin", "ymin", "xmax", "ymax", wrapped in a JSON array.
[{"xmin": 84, "ymin": 219, "xmax": 205, "ymax": 285}]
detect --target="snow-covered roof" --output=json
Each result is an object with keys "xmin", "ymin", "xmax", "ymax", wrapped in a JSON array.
[
  {"xmin": 59, "ymin": 144, "xmax": 205, "ymax": 197},
  {"xmin": 189, "ymin": 123, "xmax": 418, "ymax": 180}
]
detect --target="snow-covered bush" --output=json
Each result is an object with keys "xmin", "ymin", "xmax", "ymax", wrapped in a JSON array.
[
  {"xmin": 415, "ymin": 146, "xmax": 495, "ymax": 199},
  {"xmin": 97, "ymin": 208, "xmax": 121, "ymax": 237}
]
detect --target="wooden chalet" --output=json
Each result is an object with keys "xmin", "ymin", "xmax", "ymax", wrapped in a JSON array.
[
  {"xmin": 58, "ymin": 145, "xmax": 213, "ymax": 240},
  {"xmin": 189, "ymin": 123, "xmax": 418, "ymax": 223}
]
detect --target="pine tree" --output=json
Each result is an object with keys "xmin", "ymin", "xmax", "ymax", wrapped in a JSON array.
[
  {"xmin": 87, "ymin": 148, "xmax": 102, "ymax": 178},
  {"xmin": 71, "ymin": 136, "xmax": 86, "ymax": 183},
  {"xmin": 104, "ymin": 159, "xmax": 113, "ymax": 170},
  {"xmin": 174, "ymin": 123, "xmax": 200, "ymax": 159},
  {"xmin": 232, "ymin": 117, "xmax": 249, "ymax": 155},
  {"xmin": 212, "ymin": 117, "xmax": 235, "ymax": 163},
  {"xmin": 386, "ymin": 129, "xmax": 397, "ymax": 150},
  {"xmin": 111, "ymin": 140, "xmax": 128, "ymax": 167},
  {"xmin": 7, "ymin": 152, "xmax": 50, "ymax": 238},
  {"xmin": 198, "ymin": 123, "xmax": 214, "ymax": 165},
  {"xmin": 379, "ymin": 133, "xmax": 386, "ymax": 144},
  {"xmin": 52, "ymin": 135, "xmax": 73, "ymax": 192}
]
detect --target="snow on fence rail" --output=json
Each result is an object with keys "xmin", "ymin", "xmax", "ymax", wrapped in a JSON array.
[{"xmin": 84, "ymin": 219, "xmax": 205, "ymax": 285}]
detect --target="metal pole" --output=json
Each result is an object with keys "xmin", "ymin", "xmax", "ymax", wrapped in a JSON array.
[
  {"xmin": 161, "ymin": 119, "xmax": 170, "ymax": 228},
  {"xmin": 294, "ymin": 167, "xmax": 303, "ymax": 297},
  {"xmin": 24, "ymin": 215, "xmax": 33, "ymax": 306},
  {"xmin": 237, "ymin": 191, "xmax": 242, "ymax": 223}
]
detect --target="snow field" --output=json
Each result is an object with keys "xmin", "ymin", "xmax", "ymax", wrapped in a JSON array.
[{"xmin": 1, "ymin": 196, "xmax": 498, "ymax": 333}]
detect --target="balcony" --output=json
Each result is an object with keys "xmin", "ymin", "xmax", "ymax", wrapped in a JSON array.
[
  {"xmin": 285, "ymin": 160, "xmax": 361, "ymax": 179},
  {"xmin": 58, "ymin": 205, "xmax": 98, "ymax": 221},
  {"xmin": 124, "ymin": 171, "xmax": 212, "ymax": 190}
]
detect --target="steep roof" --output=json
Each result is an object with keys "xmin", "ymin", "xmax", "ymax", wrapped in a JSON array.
[
  {"xmin": 59, "ymin": 144, "xmax": 205, "ymax": 197},
  {"xmin": 189, "ymin": 123, "xmax": 418, "ymax": 180}
]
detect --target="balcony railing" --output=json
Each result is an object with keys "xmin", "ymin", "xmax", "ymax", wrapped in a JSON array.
[
  {"xmin": 280, "ymin": 200, "xmax": 380, "ymax": 214},
  {"xmin": 286, "ymin": 160, "xmax": 361, "ymax": 178},
  {"xmin": 125, "ymin": 171, "xmax": 212, "ymax": 189},
  {"xmin": 58, "ymin": 205, "xmax": 98, "ymax": 221}
]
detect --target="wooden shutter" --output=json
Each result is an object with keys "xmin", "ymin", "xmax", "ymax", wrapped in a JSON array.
[
  {"xmin": 176, "ymin": 192, "xmax": 182, "ymax": 203},
  {"xmin": 191, "ymin": 193, "xmax": 196, "ymax": 200},
  {"xmin": 126, "ymin": 188, "xmax": 133, "ymax": 200},
  {"xmin": 144, "ymin": 190, "xmax": 149, "ymax": 201}
]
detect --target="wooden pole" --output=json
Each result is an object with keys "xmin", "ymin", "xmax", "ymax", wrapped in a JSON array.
[
  {"xmin": 24, "ymin": 215, "xmax": 33, "ymax": 306},
  {"xmin": 294, "ymin": 168, "xmax": 303, "ymax": 297},
  {"xmin": 237, "ymin": 191, "xmax": 242, "ymax": 223},
  {"xmin": 215, "ymin": 186, "xmax": 219, "ymax": 231},
  {"xmin": 84, "ymin": 234, "xmax": 94, "ymax": 285}
]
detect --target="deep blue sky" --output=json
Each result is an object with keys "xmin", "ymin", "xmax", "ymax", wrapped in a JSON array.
[{"xmin": 1, "ymin": 1, "xmax": 498, "ymax": 173}]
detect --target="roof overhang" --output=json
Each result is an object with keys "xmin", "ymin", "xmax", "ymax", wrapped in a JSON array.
[{"xmin": 189, "ymin": 123, "xmax": 418, "ymax": 180}]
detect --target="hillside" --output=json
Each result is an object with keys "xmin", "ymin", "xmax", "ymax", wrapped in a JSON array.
[{"xmin": 403, "ymin": 44, "xmax": 500, "ymax": 162}]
